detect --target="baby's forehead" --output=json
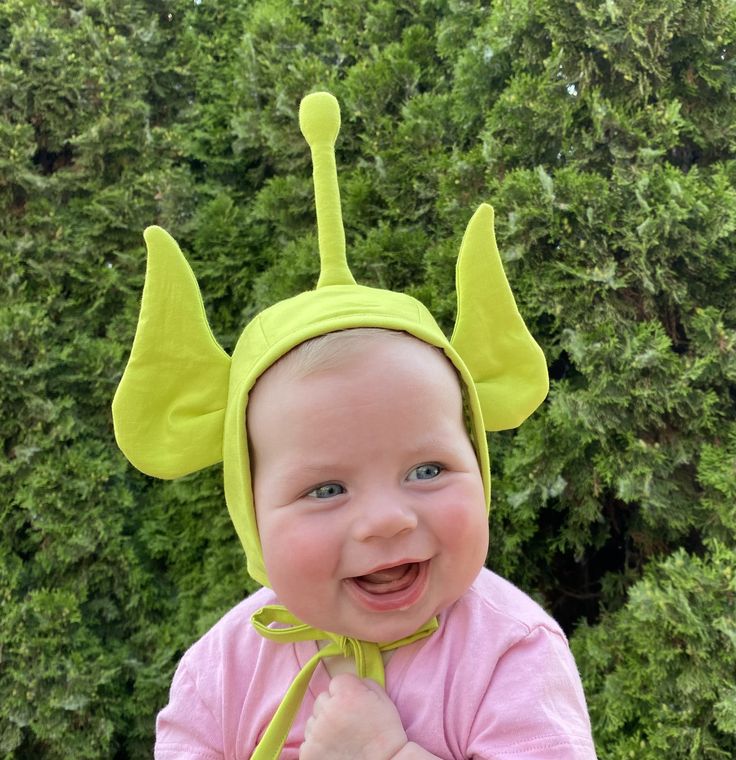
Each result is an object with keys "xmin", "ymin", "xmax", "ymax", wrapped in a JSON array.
[
  {"xmin": 256, "ymin": 327, "xmax": 459, "ymax": 390},
  {"xmin": 246, "ymin": 329, "xmax": 470, "ymax": 455}
]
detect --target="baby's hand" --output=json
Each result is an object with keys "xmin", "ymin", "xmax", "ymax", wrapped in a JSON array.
[{"xmin": 300, "ymin": 673, "xmax": 408, "ymax": 760}]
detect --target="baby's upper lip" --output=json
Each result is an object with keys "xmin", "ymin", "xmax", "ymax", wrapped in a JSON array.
[{"xmin": 352, "ymin": 558, "xmax": 427, "ymax": 578}]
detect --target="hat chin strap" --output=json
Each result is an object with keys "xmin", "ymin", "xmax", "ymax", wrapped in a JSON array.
[{"xmin": 249, "ymin": 605, "xmax": 439, "ymax": 760}]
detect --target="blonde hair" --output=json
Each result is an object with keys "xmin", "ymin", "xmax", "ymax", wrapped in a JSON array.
[{"xmin": 279, "ymin": 328, "xmax": 424, "ymax": 377}]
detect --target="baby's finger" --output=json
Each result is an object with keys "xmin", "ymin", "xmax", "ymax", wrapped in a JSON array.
[
  {"xmin": 303, "ymin": 714, "xmax": 315, "ymax": 740},
  {"xmin": 311, "ymin": 690, "xmax": 330, "ymax": 717},
  {"xmin": 327, "ymin": 671, "xmax": 365, "ymax": 697}
]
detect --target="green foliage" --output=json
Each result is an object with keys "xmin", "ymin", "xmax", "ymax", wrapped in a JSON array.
[
  {"xmin": 572, "ymin": 541, "xmax": 736, "ymax": 759},
  {"xmin": 2, "ymin": 0, "xmax": 735, "ymax": 756}
]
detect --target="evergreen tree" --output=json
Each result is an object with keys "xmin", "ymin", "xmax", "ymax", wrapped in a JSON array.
[{"xmin": 1, "ymin": 0, "xmax": 734, "ymax": 756}]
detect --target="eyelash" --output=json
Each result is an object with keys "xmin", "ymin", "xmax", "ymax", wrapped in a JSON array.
[
  {"xmin": 304, "ymin": 463, "xmax": 444, "ymax": 500},
  {"xmin": 307, "ymin": 483, "xmax": 346, "ymax": 499},
  {"xmin": 407, "ymin": 463, "xmax": 443, "ymax": 481}
]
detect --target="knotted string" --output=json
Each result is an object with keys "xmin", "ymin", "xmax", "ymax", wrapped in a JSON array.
[{"xmin": 249, "ymin": 605, "xmax": 439, "ymax": 760}]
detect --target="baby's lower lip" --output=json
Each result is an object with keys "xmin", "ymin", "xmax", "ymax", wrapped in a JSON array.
[{"xmin": 344, "ymin": 561, "xmax": 429, "ymax": 613}]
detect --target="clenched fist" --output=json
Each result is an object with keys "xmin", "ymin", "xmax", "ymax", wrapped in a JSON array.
[{"xmin": 300, "ymin": 673, "xmax": 408, "ymax": 760}]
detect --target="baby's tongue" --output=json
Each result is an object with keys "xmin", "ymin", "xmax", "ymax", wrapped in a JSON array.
[
  {"xmin": 351, "ymin": 563, "xmax": 422, "ymax": 597},
  {"xmin": 361, "ymin": 565, "xmax": 409, "ymax": 584}
]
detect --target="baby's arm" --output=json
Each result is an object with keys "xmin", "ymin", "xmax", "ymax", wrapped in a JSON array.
[
  {"xmin": 300, "ymin": 673, "xmax": 443, "ymax": 760},
  {"xmin": 155, "ymin": 659, "xmax": 224, "ymax": 759},
  {"xmin": 467, "ymin": 625, "xmax": 597, "ymax": 759}
]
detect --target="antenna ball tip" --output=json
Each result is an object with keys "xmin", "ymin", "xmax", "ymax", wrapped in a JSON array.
[{"xmin": 300, "ymin": 91, "xmax": 341, "ymax": 146}]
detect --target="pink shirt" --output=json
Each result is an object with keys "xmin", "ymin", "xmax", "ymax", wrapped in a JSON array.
[{"xmin": 155, "ymin": 569, "xmax": 597, "ymax": 759}]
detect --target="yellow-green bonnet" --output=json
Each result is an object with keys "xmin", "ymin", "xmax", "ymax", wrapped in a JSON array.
[{"xmin": 112, "ymin": 92, "xmax": 549, "ymax": 589}]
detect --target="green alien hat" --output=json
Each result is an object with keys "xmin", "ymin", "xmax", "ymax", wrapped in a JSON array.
[{"xmin": 112, "ymin": 92, "xmax": 549, "ymax": 589}]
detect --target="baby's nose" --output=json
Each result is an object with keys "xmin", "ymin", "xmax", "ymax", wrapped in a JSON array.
[{"xmin": 352, "ymin": 497, "xmax": 419, "ymax": 542}]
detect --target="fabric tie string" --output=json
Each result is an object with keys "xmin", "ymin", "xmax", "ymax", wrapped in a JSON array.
[{"xmin": 249, "ymin": 605, "xmax": 439, "ymax": 760}]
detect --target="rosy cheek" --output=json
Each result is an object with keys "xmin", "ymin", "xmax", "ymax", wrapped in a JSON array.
[
  {"xmin": 261, "ymin": 518, "xmax": 329, "ymax": 584},
  {"xmin": 434, "ymin": 488, "xmax": 488, "ymax": 554},
  {"xmin": 437, "ymin": 486, "xmax": 483, "ymax": 526}
]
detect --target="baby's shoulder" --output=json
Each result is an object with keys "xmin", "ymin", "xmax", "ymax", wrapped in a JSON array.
[
  {"xmin": 445, "ymin": 567, "xmax": 566, "ymax": 646},
  {"xmin": 388, "ymin": 570, "xmax": 586, "ymax": 752},
  {"xmin": 178, "ymin": 586, "xmax": 278, "ymax": 674}
]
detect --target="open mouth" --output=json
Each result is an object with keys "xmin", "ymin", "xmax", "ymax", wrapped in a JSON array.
[{"xmin": 344, "ymin": 561, "xmax": 429, "ymax": 612}]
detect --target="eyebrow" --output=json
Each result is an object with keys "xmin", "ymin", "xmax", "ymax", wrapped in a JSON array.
[
  {"xmin": 403, "ymin": 435, "xmax": 464, "ymax": 456},
  {"xmin": 276, "ymin": 462, "xmax": 343, "ymax": 481},
  {"xmin": 288, "ymin": 438, "xmax": 460, "ymax": 473}
]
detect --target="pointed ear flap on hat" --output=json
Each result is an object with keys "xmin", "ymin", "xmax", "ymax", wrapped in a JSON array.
[
  {"xmin": 112, "ymin": 226, "xmax": 231, "ymax": 479},
  {"xmin": 451, "ymin": 204, "xmax": 549, "ymax": 431}
]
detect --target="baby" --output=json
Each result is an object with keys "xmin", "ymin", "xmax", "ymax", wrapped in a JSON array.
[{"xmin": 113, "ymin": 93, "xmax": 597, "ymax": 759}]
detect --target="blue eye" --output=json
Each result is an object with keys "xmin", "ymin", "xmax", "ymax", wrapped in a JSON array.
[
  {"xmin": 408, "ymin": 464, "xmax": 442, "ymax": 481},
  {"xmin": 308, "ymin": 483, "xmax": 345, "ymax": 499}
]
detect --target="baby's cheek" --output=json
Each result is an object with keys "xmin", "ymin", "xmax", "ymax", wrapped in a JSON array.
[
  {"xmin": 436, "ymin": 490, "xmax": 489, "ymax": 556},
  {"xmin": 261, "ymin": 519, "xmax": 330, "ymax": 585}
]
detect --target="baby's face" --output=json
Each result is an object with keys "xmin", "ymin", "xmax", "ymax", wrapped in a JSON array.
[{"xmin": 248, "ymin": 335, "xmax": 489, "ymax": 642}]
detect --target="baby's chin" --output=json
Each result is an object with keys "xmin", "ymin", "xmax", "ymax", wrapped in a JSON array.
[
  {"xmin": 289, "ymin": 599, "xmax": 446, "ymax": 645},
  {"xmin": 273, "ymin": 581, "xmax": 472, "ymax": 644}
]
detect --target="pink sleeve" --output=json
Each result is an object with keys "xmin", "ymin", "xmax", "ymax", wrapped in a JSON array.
[
  {"xmin": 154, "ymin": 660, "xmax": 224, "ymax": 760},
  {"xmin": 468, "ymin": 625, "xmax": 597, "ymax": 759}
]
